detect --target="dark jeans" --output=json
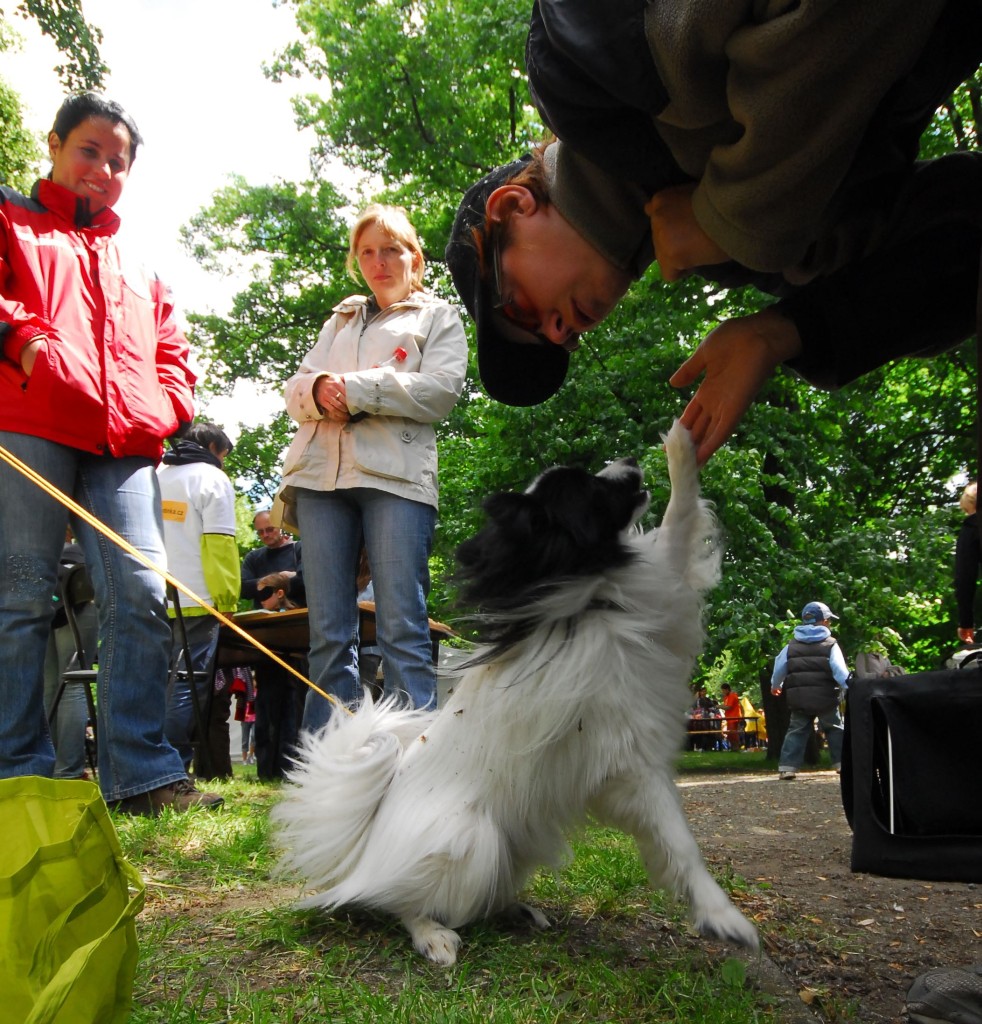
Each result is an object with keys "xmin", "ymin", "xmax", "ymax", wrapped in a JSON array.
[{"xmin": 254, "ymin": 663, "xmax": 302, "ymax": 780}]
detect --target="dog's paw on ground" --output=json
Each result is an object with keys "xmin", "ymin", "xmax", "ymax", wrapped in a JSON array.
[
  {"xmin": 504, "ymin": 901, "xmax": 552, "ymax": 931},
  {"xmin": 691, "ymin": 903, "xmax": 759, "ymax": 950},
  {"xmin": 405, "ymin": 916, "xmax": 462, "ymax": 966}
]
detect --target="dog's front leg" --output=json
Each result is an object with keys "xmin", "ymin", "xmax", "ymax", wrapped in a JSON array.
[
  {"xmin": 401, "ymin": 914, "xmax": 462, "ymax": 966},
  {"xmin": 593, "ymin": 776, "xmax": 759, "ymax": 950}
]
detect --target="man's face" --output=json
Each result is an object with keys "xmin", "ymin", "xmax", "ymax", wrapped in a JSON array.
[
  {"xmin": 488, "ymin": 187, "xmax": 632, "ymax": 347},
  {"xmin": 254, "ymin": 513, "xmax": 286, "ymax": 549}
]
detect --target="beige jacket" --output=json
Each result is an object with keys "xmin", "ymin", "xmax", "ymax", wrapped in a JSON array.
[{"xmin": 274, "ymin": 291, "xmax": 467, "ymax": 528}]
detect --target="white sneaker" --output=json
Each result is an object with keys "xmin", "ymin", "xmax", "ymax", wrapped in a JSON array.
[{"xmin": 779, "ymin": 770, "xmax": 797, "ymax": 781}]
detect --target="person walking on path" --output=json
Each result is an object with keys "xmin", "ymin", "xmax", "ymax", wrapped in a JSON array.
[{"xmin": 771, "ymin": 601, "xmax": 850, "ymax": 780}]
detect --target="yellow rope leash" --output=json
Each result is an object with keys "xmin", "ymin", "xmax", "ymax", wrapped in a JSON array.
[{"xmin": 0, "ymin": 441, "xmax": 345, "ymax": 711}]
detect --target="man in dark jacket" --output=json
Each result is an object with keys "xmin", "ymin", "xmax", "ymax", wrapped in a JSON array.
[
  {"xmin": 239, "ymin": 510, "xmax": 305, "ymax": 780},
  {"xmin": 771, "ymin": 601, "xmax": 850, "ymax": 780},
  {"xmin": 446, "ymin": 0, "xmax": 982, "ymax": 463}
]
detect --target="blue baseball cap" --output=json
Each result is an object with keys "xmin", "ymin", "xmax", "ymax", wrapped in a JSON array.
[{"xmin": 802, "ymin": 601, "xmax": 838, "ymax": 623}]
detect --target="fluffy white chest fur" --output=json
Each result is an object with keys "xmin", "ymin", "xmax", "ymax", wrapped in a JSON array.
[{"xmin": 273, "ymin": 422, "xmax": 758, "ymax": 964}]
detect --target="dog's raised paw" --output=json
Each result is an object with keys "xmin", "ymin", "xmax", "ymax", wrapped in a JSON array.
[{"xmin": 404, "ymin": 915, "xmax": 462, "ymax": 966}]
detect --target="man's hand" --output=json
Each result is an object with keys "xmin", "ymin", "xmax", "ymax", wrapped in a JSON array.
[
  {"xmin": 670, "ymin": 309, "xmax": 802, "ymax": 465},
  {"xmin": 646, "ymin": 184, "xmax": 729, "ymax": 282},
  {"xmin": 957, "ymin": 627, "xmax": 975, "ymax": 644}
]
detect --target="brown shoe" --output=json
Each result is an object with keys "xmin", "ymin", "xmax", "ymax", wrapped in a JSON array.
[{"xmin": 111, "ymin": 778, "xmax": 224, "ymax": 817}]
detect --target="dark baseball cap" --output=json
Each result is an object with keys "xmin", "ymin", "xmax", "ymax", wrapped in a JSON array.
[
  {"xmin": 801, "ymin": 601, "xmax": 838, "ymax": 623},
  {"xmin": 445, "ymin": 156, "xmax": 571, "ymax": 406}
]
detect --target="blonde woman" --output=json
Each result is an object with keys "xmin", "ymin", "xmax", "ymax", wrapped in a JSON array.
[{"xmin": 276, "ymin": 205, "xmax": 467, "ymax": 727}]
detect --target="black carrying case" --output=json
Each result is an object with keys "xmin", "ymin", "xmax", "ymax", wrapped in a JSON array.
[{"xmin": 842, "ymin": 672, "xmax": 982, "ymax": 882}]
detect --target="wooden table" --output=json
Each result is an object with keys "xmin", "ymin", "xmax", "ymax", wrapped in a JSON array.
[{"xmin": 216, "ymin": 601, "xmax": 455, "ymax": 669}]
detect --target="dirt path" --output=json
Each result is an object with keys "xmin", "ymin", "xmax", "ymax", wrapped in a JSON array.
[{"xmin": 678, "ymin": 770, "xmax": 982, "ymax": 1022}]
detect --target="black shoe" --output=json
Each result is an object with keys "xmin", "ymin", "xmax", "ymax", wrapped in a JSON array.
[{"xmin": 110, "ymin": 778, "xmax": 224, "ymax": 817}]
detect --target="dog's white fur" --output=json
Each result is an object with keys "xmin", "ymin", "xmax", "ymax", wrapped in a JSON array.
[{"xmin": 273, "ymin": 421, "xmax": 758, "ymax": 964}]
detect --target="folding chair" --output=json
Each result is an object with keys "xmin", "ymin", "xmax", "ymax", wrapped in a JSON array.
[
  {"xmin": 48, "ymin": 561, "xmax": 99, "ymax": 775},
  {"xmin": 167, "ymin": 586, "xmax": 218, "ymax": 778}
]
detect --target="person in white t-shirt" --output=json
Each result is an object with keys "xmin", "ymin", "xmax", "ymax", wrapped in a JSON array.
[{"xmin": 157, "ymin": 422, "xmax": 240, "ymax": 772}]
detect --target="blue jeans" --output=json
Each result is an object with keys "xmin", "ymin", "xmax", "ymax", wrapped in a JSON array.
[
  {"xmin": 164, "ymin": 614, "xmax": 220, "ymax": 770},
  {"xmin": 778, "ymin": 705, "xmax": 845, "ymax": 772},
  {"xmin": 0, "ymin": 432, "xmax": 188, "ymax": 800},
  {"xmin": 296, "ymin": 487, "xmax": 437, "ymax": 731}
]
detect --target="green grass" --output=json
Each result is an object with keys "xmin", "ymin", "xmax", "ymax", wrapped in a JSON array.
[
  {"xmin": 677, "ymin": 748, "xmax": 772, "ymax": 774},
  {"xmin": 115, "ymin": 768, "xmax": 789, "ymax": 1023}
]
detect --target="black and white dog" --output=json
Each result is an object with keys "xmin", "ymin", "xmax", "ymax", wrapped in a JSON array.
[{"xmin": 273, "ymin": 421, "xmax": 758, "ymax": 964}]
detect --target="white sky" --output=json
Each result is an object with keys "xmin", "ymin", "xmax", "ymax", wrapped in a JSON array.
[{"xmin": 3, "ymin": 0, "xmax": 324, "ymax": 432}]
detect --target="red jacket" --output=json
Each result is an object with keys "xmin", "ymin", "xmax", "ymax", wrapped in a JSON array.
[{"xmin": 0, "ymin": 179, "xmax": 195, "ymax": 459}]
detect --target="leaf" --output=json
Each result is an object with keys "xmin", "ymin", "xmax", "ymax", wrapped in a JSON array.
[{"xmin": 720, "ymin": 957, "xmax": 746, "ymax": 989}]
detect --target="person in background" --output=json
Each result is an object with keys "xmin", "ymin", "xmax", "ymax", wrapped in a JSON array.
[
  {"xmin": 446, "ymin": 2, "xmax": 981, "ymax": 463},
  {"xmin": 239, "ymin": 512, "xmax": 305, "ymax": 780},
  {"xmin": 739, "ymin": 691, "xmax": 761, "ymax": 749},
  {"xmin": 687, "ymin": 684, "xmax": 721, "ymax": 752},
  {"xmin": 771, "ymin": 601, "xmax": 850, "ymax": 781},
  {"xmin": 719, "ymin": 683, "xmax": 744, "ymax": 751},
  {"xmin": 275, "ymin": 204, "xmax": 467, "ymax": 730},
  {"xmin": 0, "ymin": 92, "xmax": 221, "ymax": 814},
  {"xmin": 250, "ymin": 571, "xmax": 303, "ymax": 779},
  {"xmin": 241, "ymin": 509, "xmax": 305, "ymax": 607},
  {"xmin": 157, "ymin": 421, "xmax": 239, "ymax": 776},
  {"xmin": 258, "ymin": 571, "xmax": 299, "ymax": 613},
  {"xmin": 227, "ymin": 667, "xmax": 256, "ymax": 765},
  {"xmin": 954, "ymin": 480, "xmax": 979, "ymax": 645}
]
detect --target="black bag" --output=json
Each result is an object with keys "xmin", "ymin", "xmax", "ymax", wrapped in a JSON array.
[{"xmin": 842, "ymin": 672, "xmax": 982, "ymax": 882}]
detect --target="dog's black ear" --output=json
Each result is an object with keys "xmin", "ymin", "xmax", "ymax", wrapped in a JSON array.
[{"xmin": 480, "ymin": 491, "xmax": 540, "ymax": 537}]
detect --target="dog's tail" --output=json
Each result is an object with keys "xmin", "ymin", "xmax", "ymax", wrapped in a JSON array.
[
  {"xmin": 271, "ymin": 695, "xmax": 434, "ymax": 901},
  {"xmin": 657, "ymin": 420, "xmax": 720, "ymax": 591}
]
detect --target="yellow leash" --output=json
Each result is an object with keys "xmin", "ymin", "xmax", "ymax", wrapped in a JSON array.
[{"xmin": 0, "ymin": 442, "xmax": 345, "ymax": 711}]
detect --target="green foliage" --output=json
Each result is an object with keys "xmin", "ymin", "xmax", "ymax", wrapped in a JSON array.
[
  {"xmin": 0, "ymin": 56, "xmax": 41, "ymax": 188},
  {"xmin": 2, "ymin": 0, "xmax": 107, "ymax": 91},
  {"xmin": 0, "ymin": 1, "xmax": 107, "ymax": 187},
  {"xmin": 267, "ymin": 0, "xmax": 535, "ymax": 243},
  {"xmin": 183, "ymin": 2, "xmax": 981, "ymax": 684}
]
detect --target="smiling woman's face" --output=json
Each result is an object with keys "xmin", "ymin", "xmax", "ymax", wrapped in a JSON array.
[
  {"xmin": 488, "ymin": 187, "xmax": 632, "ymax": 348},
  {"xmin": 48, "ymin": 115, "xmax": 132, "ymax": 213}
]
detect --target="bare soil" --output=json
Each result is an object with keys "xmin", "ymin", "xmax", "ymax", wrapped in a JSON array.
[{"xmin": 678, "ymin": 769, "xmax": 982, "ymax": 1023}]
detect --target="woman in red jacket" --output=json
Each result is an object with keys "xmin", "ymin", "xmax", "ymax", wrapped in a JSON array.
[{"xmin": 0, "ymin": 93, "xmax": 220, "ymax": 814}]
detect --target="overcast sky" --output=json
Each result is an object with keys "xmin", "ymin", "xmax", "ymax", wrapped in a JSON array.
[{"xmin": 4, "ymin": 0, "xmax": 325, "ymax": 430}]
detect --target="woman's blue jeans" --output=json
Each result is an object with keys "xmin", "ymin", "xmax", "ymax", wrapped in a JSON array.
[
  {"xmin": 0, "ymin": 431, "xmax": 188, "ymax": 801},
  {"xmin": 295, "ymin": 487, "xmax": 437, "ymax": 731}
]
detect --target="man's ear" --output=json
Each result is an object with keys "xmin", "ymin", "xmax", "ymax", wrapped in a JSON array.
[{"xmin": 486, "ymin": 184, "xmax": 538, "ymax": 226}]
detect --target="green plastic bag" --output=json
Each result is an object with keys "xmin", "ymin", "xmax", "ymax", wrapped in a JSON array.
[{"xmin": 0, "ymin": 776, "xmax": 145, "ymax": 1024}]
